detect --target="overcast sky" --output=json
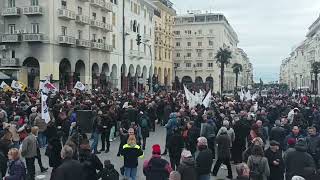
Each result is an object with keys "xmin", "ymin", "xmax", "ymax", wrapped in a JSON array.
[{"xmin": 173, "ymin": 0, "xmax": 320, "ymax": 82}]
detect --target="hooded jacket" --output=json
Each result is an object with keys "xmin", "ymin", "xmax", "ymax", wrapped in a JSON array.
[{"xmin": 177, "ymin": 157, "xmax": 197, "ymax": 180}]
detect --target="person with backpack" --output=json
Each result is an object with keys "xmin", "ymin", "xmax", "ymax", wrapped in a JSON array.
[
  {"xmin": 79, "ymin": 139, "xmax": 103, "ymax": 180},
  {"xmin": 138, "ymin": 111, "xmax": 150, "ymax": 150},
  {"xmin": 3, "ymin": 148, "xmax": 26, "ymax": 180},
  {"xmin": 97, "ymin": 160, "xmax": 119, "ymax": 180},
  {"xmin": 163, "ymin": 113, "xmax": 178, "ymax": 155},
  {"xmin": 247, "ymin": 145, "xmax": 270, "ymax": 180}
]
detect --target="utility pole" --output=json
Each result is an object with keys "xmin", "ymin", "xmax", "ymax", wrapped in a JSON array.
[{"xmin": 121, "ymin": 0, "xmax": 126, "ymax": 91}]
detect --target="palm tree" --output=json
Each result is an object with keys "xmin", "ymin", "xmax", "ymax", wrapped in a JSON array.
[
  {"xmin": 311, "ymin": 61, "xmax": 320, "ymax": 94},
  {"xmin": 215, "ymin": 48, "xmax": 232, "ymax": 94},
  {"xmin": 232, "ymin": 63, "xmax": 243, "ymax": 88}
]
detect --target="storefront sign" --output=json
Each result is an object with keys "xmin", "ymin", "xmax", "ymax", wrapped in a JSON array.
[{"xmin": 0, "ymin": 58, "xmax": 19, "ymax": 67}]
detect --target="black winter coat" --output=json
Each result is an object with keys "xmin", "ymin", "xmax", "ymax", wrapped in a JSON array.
[
  {"xmin": 270, "ymin": 126, "xmax": 286, "ymax": 149},
  {"xmin": 265, "ymin": 148, "xmax": 284, "ymax": 180},
  {"xmin": 46, "ymin": 137, "xmax": 62, "ymax": 168},
  {"xmin": 167, "ymin": 133, "xmax": 184, "ymax": 159},
  {"xmin": 79, "ymin": 149, "xmax": 103, "ymax": 180},
  {"xmin": 177, "ymin": 157, "xmax": 197, "ymax": 180},
  {"xmin": 52, "ymin": 159, "xmax": 86, "ymax": 180},
  {"xmin": 195, "ymin": 148, "xmax": 213, "ymax": 175}
]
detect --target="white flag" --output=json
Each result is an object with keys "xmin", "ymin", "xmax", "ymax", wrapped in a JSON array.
[
  {"xmin": 11, "ymin": 80, "xmax": 22, "ymax": 90},
  {"xmin": 245, "ymin": 90, "xmax": 252, "ymax": 101},
  {"xmin": 74, "ymin": 81, "xmax": 85, "ymax": 91},
  {"xmin": 41, "ymin": 93, "xmax": 51, "ymax": 123},
  {"xmin": 202, "ymin": 90, "xmax": 212, "ymax": 108},
  {"xmin": 40, "ymin": 80, "xmax": 57, "ymax": 93},
  {"xmin": 0, "ymin": 81, "xmax": 8, "ymax": 89}
]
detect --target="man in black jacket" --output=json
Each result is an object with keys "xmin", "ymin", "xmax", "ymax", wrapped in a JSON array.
[
  {"xmin": 52, "ymin": 145, "xmax": 86, "ymax": 180},
  {"xmin": 270, "ymin": 120, "xmax": 286, "ymax": 150}
]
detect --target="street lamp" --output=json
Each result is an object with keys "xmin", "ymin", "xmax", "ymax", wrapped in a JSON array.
[
  {"xmin": 300, "ymin": 74, "xmax": 302, "ymax": 94},
  {"xmin": 174, "ymin": 65, "xmax": 177, "ymax": 90}
]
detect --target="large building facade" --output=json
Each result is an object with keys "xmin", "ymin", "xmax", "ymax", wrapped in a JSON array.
[
  {"xmin": 280, "ymin": 14, "xmax": 320, "ymax": 92},
  {"xmin": 0, "ymin": 0, "xmax": 115, "ymax": 90},
  {"xmin": 173, "ymin": 12, "xmax": 252, "ymax": 93},
  {"xmin": 0, "ymin": 0, "xmax": 155, "ymax": 91},
  {"xmin": 153, "ymin": 0, "xmax": 175, "ymax": 88}
]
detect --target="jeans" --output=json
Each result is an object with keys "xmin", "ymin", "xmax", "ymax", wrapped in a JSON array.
[
  {"xmin": 198, "ymin": 174, "xmax": 210, "ymax": 180},
  {"xmin": 37, "ymin": 132, "xmax": 47, "ymax": 148},
  {"xmin": 90, "ymin": 132, "xmax": 100, "ymax": 153},
  {"xmin": 25, "ymin": 157, "xmax": 35, "ymax": 180},
  {"xmin": 101, "ymin": 130, "xmax": 110, "ymax": 151},
  {"xmin": 109, "ymin": 126, "xmax": 115, "ymax": 140},
  {"xmin": 124, "ymin": 167, "xmax": 137, "ymax": 180}
]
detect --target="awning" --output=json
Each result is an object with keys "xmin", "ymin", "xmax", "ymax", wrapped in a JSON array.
[{"xmin": 0, "ymin": 71, "xmax": 11, "ymax": 80}]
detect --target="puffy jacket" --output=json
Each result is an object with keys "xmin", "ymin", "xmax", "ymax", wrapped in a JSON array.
[
  {"xmin": 178, "ymin": 157, "xmax": 197, "ymax": 180},
  {"xmin": 195, "ymin": 148, "xmax": 213, "ymax": 175},
  {"xmin": 143, "ymin": 155, "xmax": 172, "ymax": 180},
  {"xmin": 122, "ymin": 144, "xmax": 143, "ymax": 168}
]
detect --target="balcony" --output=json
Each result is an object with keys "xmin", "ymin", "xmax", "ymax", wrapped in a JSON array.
[
  {"xmin": 103, "ymin": 23, "xmax": 113, "ymax": 32},
  {"xmin": 22, "ymin": 33, "xmax": 45, "ymax": 42},
  {"xmin": 58, "ymin": 9, "xmax": 76, "ymax": 20},
  {"xmin": 2, "ymin": 7, "xmax": 21, "ymax": 16},
  {"xmin": 78, "ymin": 0, "xmax": 89, "ymax": 1},
  {"xmin": 90, "ymin": 19, "xmax": 105, "ymax": 29},
  {"xmin": 90, "ymin": 0, "xmax": 104, "ymax": 8},
  {"xmin": 207, "ymin": 46, "xmax": 214, "ymax": 49},
  {"xmin": 76, "ymin": 39, "xmax": 91, "ymax": 48},
  {"xmin": 91, "ymin": 42, "xmax": 104, "ymax": 50},
  {"xmin": 58, "ymin": 35, "xmax": 76, "ymax": 45},
  {"xmin": 22, "ymin": 6, "xmax": 43, "ymax": 15},
  {"xmin": 76, "ymin": 14, "xmax": 90, "ymax": 25},
  {"xmin": 0, "ymin": 58, "xmax": 20, "ymax": 67},
  {"xmin": 185, "ymin": 46, "xmax": 193, "ymax": 50},
  {"xmin": 102, "ymin": 1, "xmax": 113, "ymax": 12},
  {"xmin": 1, "ymin": 34, "xmax": 21, "ymax": 43},
  {"xmin": 103, "ymin": 44, "xmax": 113, "ymax": 52}
]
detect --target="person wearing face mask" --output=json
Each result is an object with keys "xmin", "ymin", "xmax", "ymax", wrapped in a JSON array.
[{"xmin": 265, "ymin": 140, "xmax": 284, "ymax": 180}]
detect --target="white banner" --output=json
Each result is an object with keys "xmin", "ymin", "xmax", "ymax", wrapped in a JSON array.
[
  {"xmin": 202, "ymin": 90, "xmax": 212, "ymax": 108},
  {"xmin": 74, "ymin": 81, "xmax": 85, "ymax": 91},
  {"xmin": 40, "ymin": 80, "xmax": 57, "ymax": 94},
  {"xmin": 41, "ymin": 93, "xmax": 51, "ymax": 123},
  {"xmin": 11, "ymin": 80, "xmax": 22, "ymax": 90}
]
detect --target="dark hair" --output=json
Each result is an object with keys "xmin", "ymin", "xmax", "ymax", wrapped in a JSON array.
[
  {"xmin": 25, "ymin": 126, "xmax": 32, "ymax": 134},
  {"xmin": 251, "ymin": 145, "xmax": 264, "ymax": 157}
]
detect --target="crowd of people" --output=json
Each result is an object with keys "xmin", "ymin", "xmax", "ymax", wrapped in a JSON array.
[{"xmin": 0, "ymin": 88, "xmax": 320, "ymax": 180}]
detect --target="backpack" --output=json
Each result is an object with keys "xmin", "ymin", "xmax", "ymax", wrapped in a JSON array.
[
  {"xmin": 249, "ymin": 157, "xmax": 264, "ymax": 180},
  {"xmin": 141, "ymin": 117, "xmax": 148, "ymax": 128}
]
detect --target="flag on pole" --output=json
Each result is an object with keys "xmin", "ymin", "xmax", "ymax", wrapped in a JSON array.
[
  {"xmin": 11, "ymin": 80, "xmax": 23, "ymax": 90},
  {"xmin": 202, "ymin": 90, "xmax": 212, "ymax": 108},
  {"xmin": 74, "ymin": 81, "xmax": 85, "ymax": 91},
  {"xmin": 40, "ymin": 80, "xmax": 57, "ymax": 93},
  {"xmin": 41, "ymin": 93, "xmax": 51, "ymax": 123},
  {"xmin": 0, "ymin": 81, "xmax": 13, "ymax": 92}
]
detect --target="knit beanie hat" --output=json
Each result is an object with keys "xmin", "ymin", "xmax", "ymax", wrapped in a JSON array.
[
  {"xmin": 287, "ymin": 138, "xmax": 296, "ymax": 145},
  {"xmin": 152, "ymin": 144, "xmax": 161, "ymax": 154},
  {"xmin": 291, "ymin": 176, "xmax": 305, "ymax": 180},
  {"xmin": 197, "ymin": 137, "xmax": 208, "ymax": 146}
]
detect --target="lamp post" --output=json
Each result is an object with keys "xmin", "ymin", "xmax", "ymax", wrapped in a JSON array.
[
  {"xmin": 300, "ymin": 74, "xmax": 302, "ymax": 94},
  {"xmin": 174, "ymin": 65, "xmax": 177, "ymax": 90}
]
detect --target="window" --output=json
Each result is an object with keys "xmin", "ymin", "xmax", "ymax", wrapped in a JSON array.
[
  {"xmin": 144, "ymin": 9, "xmax": 147, "ymax": 18},
  {"xmin": 92, "ymin": 13, "xmax": 96, "ymax": 20},
  {"xmin": 78, "ymin": 7, "xmax": 82, "ymax": 15},
  {"xmin": 78, "ymin": 30, "xmax": 82, "ymax": 39},
  {"xmin": 185, "ymin": 30, "xmax": 192, "ymax": 35},
  {"xmin": 187, "ymin": 42, "xmax": 191, "ymax": 47},
  {"xmin": 197, "ymin": 63, "xmax": 202, "ymax": 67},
  {"xmin": 174, "ymin": 63, "xmax": 180, "ymax": 67},
  {"xmin": 209, "ymin": 52, "xmax": 213, "ymax": 57},
  {"xmin": 112, "ymin": 34, "xmax": 116, "ymax": 49},
  {"xmin": 209, "ymin": 40, "xmax": 214, "ymax": 46},
  {"xmin": 8, "ymin": 24, "xmax": 15, "ymax": 34},
  {"xmin": 92, "ymin": 34, "xmax": 96, "ymax": 42},
  {"xmin": 197, "ymin": 52, "xmax": 202, "ymax": 57},
  {"xmin": 103, "ymin": 37, "xmax": 106, "ymax": 44},
  {"xmin": 112, "ymin": 13, "xmax": 116, "ymax": 26},
  {"xmin": 198, "ymin": 42, "xmax": 202, "ymax": 46},
  {"xmin": 31, "ymin": 0, "xmax": 39, "ymax": 6},
  {"xmin": 31, "ymin": 23, "xmax": 39, "ymax": 34},
  {"xmin": 102, "ymin": 16, "xmax": 106, "ymax": 23},
  {"xmin": 61, "ymin": 26, "xmax": 67, "ymax": 35},
  {"xmin": 187, "ymin": 52, "xmax": 191, "ymax": 57},
  {"xmin": 165, "ymin": 51, "xmax": 167, "ymax": 59},
  {"xmin": 12, "ymin": 50, "xmax": 15, "ymax": 58},
  {"xmin": 61, "ymin": 0, "xmax": 67, "ymax": 9},
  {"xmin": 130, "ymin": 39, "xmax": 133, "ymax": 50},
  {"xmin": 134, "ymin": 3, "xmax": 137, "ymax": 14},
  {"xmin": 176, "ymin": 53, "xmax": 180, "ymax": 57},
  {"xmin": 174, "ymin": 31, "xmax": 180, "ymax": 35},
  {"xmin": 144, "ymin": 44, "xmax": 146, "ymax": 53},
  {"xmin": 8, "ymin": 0, "xmax": 15, "ymax": 7},
  {"xmin": 131, "ymin": 2, "xmax": 133, "ymax": 12},
  {"xmin": 198, "ymin": 30, "xmax": 202, "ymax": 34},
  {"xmin": 176, "ymin": 42, "xmax": 180, "ymax": 47},
  {"xmin": 208, "ymin": 63, "xmax": 213, "ymax": 67},
  {"xmin": 144, "ymin": 25, "xmax": 146, "ymax": 34},
  {"xmin": 186, "ymin": 63, "xmax": 191, "ymax": 67}
]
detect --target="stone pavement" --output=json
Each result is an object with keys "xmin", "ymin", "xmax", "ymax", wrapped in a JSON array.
[{"xmin": 34, "ymin": 125, "xmax": 236, "ymax": 180}]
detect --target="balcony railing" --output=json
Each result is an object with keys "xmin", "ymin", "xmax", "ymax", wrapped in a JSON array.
[
  {"xmin": 2, "ymin": 7, "xmax": 21, "ymax": 16},
  {"xmin": 58, "ymin": 9, "xmax": 76, "ymax": 20},
  {"xmin": 22, "ymin": 6, "xmax": 43, "ymax": 15},
  {"xmin": 58, "ymin": 35, "xmax": 76, "ymax": 45},
  {"xmin": 103, "ymin": 44, "xmax": 113, "ymax": 52},
  {"xmin": 91, "ymin": 42, "xmax": 105, "ymax": 50},
  {"xmin": 78, "ymin": 0, "xmax": 89, "ymax": 2},
  {"xmin": 0, "ymin": 58, "xmax": 20, "ymax": 67},
  {"xmin": 22, "ymin": 33, "xmax": 45, "ymax": 42},
  {"xmin": 76, "ymin": 14, "xmax": 90, "ymax": 25},
  {"xmin": 1, "ymin": 34, "xmax": 21, "ymax": 43},
  {"xmin": 103, "ymin": 23, "xmax": 113, "ymax": 32},
  {"xmin": 90, "ymin": 19, "xmax": 105, "ymax": 29},
  {"xmin": 90, "ymin": 0, "xmax": 104, "ymax": 8},
  {"xmin": 76, "ymin": 39, "xmax": 91, "ymax": 48},
  {"xmin": 102, "ymin": 1, "xmax": 113, "ymax": 12}
]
